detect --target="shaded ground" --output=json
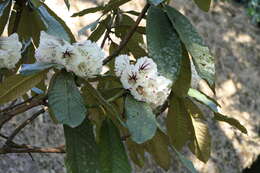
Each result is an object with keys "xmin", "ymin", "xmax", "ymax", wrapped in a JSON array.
[{"xmin": 0, "ymin": 0, "xmax": 259, "ymax": 172}]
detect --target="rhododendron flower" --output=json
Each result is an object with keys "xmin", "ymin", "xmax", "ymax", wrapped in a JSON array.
[
  {"xmin": 115, "ymin": 55, "xmax": 172, "ymax": 106},
  {"xmin": 0, "ymin": 33, "xmax": 22, "ymax": 69},
  {"xmin": 35, "ymin": 32, "xmax": 105, "ymax": 78}
]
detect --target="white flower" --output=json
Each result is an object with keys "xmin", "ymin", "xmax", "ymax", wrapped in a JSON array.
[
  {"xmin": 114, "ymin": 55, "xmax": 130, "ymax": 77},
  {"xmin": 135, "ymin": 57, "xmax": 157, "ymax": 77},
  {"xmin": 35, "ymin": 31, "xmax": 73, "ymax": 66},
  {"xmin": 120, "ymin": 65, "xmax": 139, "ymax": 90},
  {"xmin": 0, "ymin": 33, "xmax": 22, "ymax": 69},
  {"xmin": 65, "ymin": 40, "xmax": 105, "ymax": 78},
  {"xmin": 35, "ymin": 32, "xmax": 105, "ymax": 78},
  {"xmin": 116, "ymin": 55, "xmax": 172, "ymax": 106}
]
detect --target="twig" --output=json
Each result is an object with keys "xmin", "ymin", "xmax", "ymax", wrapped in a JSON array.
[
  {"xmin": 0, "ymin": 145, "xmax": 65, "ymax": 154},
  {"xmin": 5, "ymin": 109, "xmax": 45, "ymax": 146},
  {"xmin": 103, "ymin": 3, "xmax": 150, "ymax": 65},
  {"xmin": 0, "ymin": 96, "xmax": 47, "ymax": 129},
  {"xmin": 101, "ymin": 14, "xmax": 115, "ymax": 48}
]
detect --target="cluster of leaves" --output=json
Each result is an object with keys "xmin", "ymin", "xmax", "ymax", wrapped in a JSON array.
[{"xmin": 0, "ymin": 0, "xmax": 247, "ymax": 172}]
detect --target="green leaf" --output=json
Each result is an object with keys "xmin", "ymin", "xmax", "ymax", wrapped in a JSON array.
[
  {"xmin": 8, "ymin": 3, "xmax": 46, "ymax": 46},
  {"xmin": 37, "ymin": 3, "xmax": 76, "ymax": 43},
  {"xmin": 84, "ymin": 81, "xmax": 125, "ymax": 126},
  {"xmin": 64, "ymin": 118, "xmax": 99, "ymax": 173},
  {"xmin": 188, "ymin": 88, "xmax": 219, "ymax": 112},
  {"xmin": 172, "ymin": 146, "xmax": 199, "ymax": 173},
  {"xmin": 0, "ymin": 0, "xmax": 12, "ymax": 35},
  {"xmin": 171, "ymin": 45, "xmax": 191, "ymax": 97},
  {"xmin": 115, "ymin": 14, "xmax": 147, "ymax": 58},
  {"xmin": 193, "ymin": 0, "xmax": 211, "ymax": 12},
  {"xmin": 167, "ymin": 95, "xmax": 192, "ymax": 150},
  {"xmin": 124, "ymin": 95, "xmax": 157, "ymax": 144},
  {"xmin": 147, "ymin": 6, "xmax": 182, "ymax": 82},
  {"xmin": 72, "ymin": 6, "xmax": 104, "ymax": 17},
  {"xmin": 165, "ymin": 5, "xmax": 215, "ymax": 88},
  {"xmin": 148, "ymin": 0, "xmax": 164, "ymax": 6},
  {"xmin": 99, "ymin": 119, "xmax": 132, "ymax": 173},
  {"xmin": 214, "ymin": 113, "xmax": 247, "ymax": 134},
  {"xmin": 64, "ymin": 0, "xmax": 70, "ymax": 10},
  {"xmin": 103, "ymin": 0, "xmax": 131, "ymax": 14},
  {"xmin": 144, "ymin": 130, "xmax": 171, "ymax": 170},
  {"xmin": 19, "ymin": 62, "xmax": 56, "ymax": 75},
  {"xmin": 126, "ymin": 139, "xmax": 145, "ymax": 167},
  {"xmin": 78, "ymin": 19, "xmax": 100, "ymax": 36},
  {"xmin": 88, "ymin": 16, "xmax": 111, "ymax": 41},
  {"xmin": 185, "ymin": 99, "xmax": 211, "ymax": 163},
  {"xmin": 188, "ymin": 89, "xmax": 247, "ymax": 134},
  {"xmin": 0, "ymin": 72, "xmax": 46, "ymax": 104},
  {"xmin": 48, "ymin": 72, "xmax": 87, "ymax": 127}
]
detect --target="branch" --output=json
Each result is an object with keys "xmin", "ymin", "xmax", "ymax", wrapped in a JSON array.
[
  {"xmin": 0, "ymin": 96, "xmax": 47, "ymax": 129},
  {"xmin": 102, "ymin": 3, "xmax": 150, "ymax": 65},
  {"xmin": 0, "ymin": 145, "xmax": 65, "ymax": 154},
  {"xmin": 5, "ymin": 109, "xmax": 45, "ymax": 146}
]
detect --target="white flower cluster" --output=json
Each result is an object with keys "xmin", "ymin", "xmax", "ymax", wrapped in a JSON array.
[
  {"xmin": 0, "ymin": 34, "xmax": 22, "ymax": 69},
  {"xmin": 35, "ymin": 31, "xmax": 105, "ymax": 78},
  {"xmin": 115, "ymin": 55, "xmax": 172, "ymax": 106}
]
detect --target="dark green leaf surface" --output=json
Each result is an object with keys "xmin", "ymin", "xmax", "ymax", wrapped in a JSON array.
[
  {"xmin": 214, "ymin": 113, "xmax": 247, "ymax": 134},
  {"xmin": 193, "ymin": 0, "xmax": 211, "ymax": 12},
  {"xmin": 88, "ymin": 16, "xmax": 111, "ymax": 41},
  {"xmin": 185, "ymin": 99, "xmax": 211, "ymax": 163},
  {"xmin": 64, "ymin": 118, "xmax": 99, "ymax": 173},
  {"xmin": 0, "ymin": 0, "xmax": 11, "ymax": 35},
  {"xmin": 0, "ymin": 72, "xmax": 46, "ymax": 104},
  {"xmin": 171, "ymin": 45, "xmax": 191, "ymax": 97},
  {"xmin": 165, "ymin": 5, "xmax": 215, "ymax": 88},
  {"xmin": 147, "ymin": 6, "xmax": 182, "ymax": 82},
  {"xmin": 48, "ymin": 72, "xmax": 86, "ymax": 127},
  {"xmin": 167, "ymin": 95, "xmax": 192, "ymax": 150},
  {"xmin": 99, "ymin": 119, "xmax": 131, "ymax": 173},
  {"xmin": 125, "ymin": 95, "xmax": 157, "ymax": 144}
]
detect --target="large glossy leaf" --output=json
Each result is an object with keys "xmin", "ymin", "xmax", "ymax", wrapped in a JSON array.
[
  {"xmin": 0, "ymin": 72, "xmax": 46, "ymax": 104},
  {"xmin": 99, "ymin": 119, "xmax": 131, "ymax": 173},
  {"xmin": 147, "ymin": 6, "xmax": 182, "ymax": 82},
  {"xmin": 64, "ymin": 118, "xmax": 99, "ymax": 173},
  {"xmin": 165, "ymin": 5, "xmax": 215, "ymax": 88},
  {"xmin": 48, "ymin": 72, "xmax": 87, "ymax": 127},
  {"xmin": 214, "ymin": 113, "xmax": 247, "ymax": 134},
  {"xmin": 0, "ymin": 0, "xmax": 11, "ymax": 35},
  {"xmin": 124, "ymin": 95, "xmax": 157, "ymax": 144},
  {"xmin": 144, "ymin": 130, "xmax": 171, "ymax": 170},
  {"xmin": 37, "ymin": 3, "xmax": 75, "ymax": 43},
  {"xmin": 193, "ymin": 0, "xmax": 211, "ymax": 12},
  {"xmin": 171, "ymin": 45, "xmax": 191, "ymax": 97},
  {"xmin": 167, "ymin": 95, "xmax": 192, "ymax": 150},
  {"xmin": 185, "ymin": 99, "xmax": 211, "ymax": 163},
  {"xmin": 19, "ymin": 62, "xmax": 56, "ymax": 75}
]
